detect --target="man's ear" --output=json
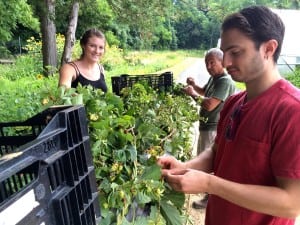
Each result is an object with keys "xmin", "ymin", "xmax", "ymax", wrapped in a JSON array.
[{"xmin": 263, "ymin": 39, "xmax": 278, "ymax": 59}]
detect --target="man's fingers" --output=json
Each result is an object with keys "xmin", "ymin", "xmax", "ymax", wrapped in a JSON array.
[
  {"xmin": 162, "ymin": 169, "xmax": 188, "ymax": 179},
  {"xmin": 169, "ymin": 169, "xmax": 188, "ymax": 175}
]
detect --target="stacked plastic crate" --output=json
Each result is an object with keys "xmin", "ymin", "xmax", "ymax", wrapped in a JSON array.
[
  {"xmin": 0, "ymin": 105, "xmax": 100, "ymax": 225},
  {"xmin": 111, "ymin": 71, "xmax": 173, "ymax": 96}
]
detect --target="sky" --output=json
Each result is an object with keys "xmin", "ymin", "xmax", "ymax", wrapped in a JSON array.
[{"xmin": 272, "ymin": 9, "xmax": 300, "ymax": 57}]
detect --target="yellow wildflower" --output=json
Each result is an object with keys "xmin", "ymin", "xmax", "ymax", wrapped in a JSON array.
[
  {"xmin": 36, "ymin": 74, "xmax": 43, "ymax": 79},
  {"xmin": 42, "ymin": 98, "xmax": 49, "ymax": 105}
]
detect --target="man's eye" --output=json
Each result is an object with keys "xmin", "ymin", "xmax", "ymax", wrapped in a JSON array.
[{"xmin": 231, "ymin": 51, "xmax": 240, "ymax": 56}]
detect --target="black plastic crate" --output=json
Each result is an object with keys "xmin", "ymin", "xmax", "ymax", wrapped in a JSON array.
[
  {"xmin": 0, "ymin": 105, "xmax": 101, "ymax": 225},
  {"xmin": 111, "ymin": 71, "xmax": 173, "ymax": 95}
]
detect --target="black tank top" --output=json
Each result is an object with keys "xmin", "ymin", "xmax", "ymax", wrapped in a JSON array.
[{"xmin": 69, "ymin": 62, "xmax": 108, "ymax": 93}]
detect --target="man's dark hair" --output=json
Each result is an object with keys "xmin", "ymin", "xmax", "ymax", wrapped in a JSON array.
[{"xmin": 221, "ymin": 5, "xmax": 285, "ymax": 62}]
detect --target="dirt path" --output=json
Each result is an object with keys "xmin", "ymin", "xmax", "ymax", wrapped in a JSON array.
[
  {"xmin": 157, "ymin": 57, "xmax": 209, "ymax": 87},
  {"xmin": 185, "ymin": 194, "xmax": 206, "ymax": 225}
]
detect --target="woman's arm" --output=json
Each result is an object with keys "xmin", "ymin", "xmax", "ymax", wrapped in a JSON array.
[{"xmin": 58, "ymin": 63, "xmax": 77, "ymax": 87}]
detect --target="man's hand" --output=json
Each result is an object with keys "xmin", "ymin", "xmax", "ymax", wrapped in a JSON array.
[
  {"xmin": 157, "ymin": 155, "xmax": 185, "ymax": 176},
  {"xmin": 183, "ymin": 85, "xmax": 198, "ymax": 97},
  {"xmin": 186, "ymin": 77, "xmax": 196, "ymax": 86},
  {"xmin": 163, "ymin": 168, "xmax": 211, "ymax": 194}
]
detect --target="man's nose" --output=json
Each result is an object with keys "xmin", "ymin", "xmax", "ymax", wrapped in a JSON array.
[
  {"xmin": 206, "ymin": 63, "xmax": 212, "ymax": 69},
  {"xmin": 222, "ymin": 55, "xmax": 231, "ymax": 68}
]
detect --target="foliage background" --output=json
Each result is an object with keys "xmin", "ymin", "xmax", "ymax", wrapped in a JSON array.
[
  {"xmin": 0, "ymin": 38, "xmax": 204, "ymax": 224},
  {"xmin": 1, "ymin": 0, "xmax": 300, "ymax": 223},
  {"xmin": 1, "ymin": 0, "xmax": 299, "ymax": 58}
]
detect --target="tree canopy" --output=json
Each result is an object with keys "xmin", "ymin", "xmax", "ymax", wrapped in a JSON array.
[
  {"xmin": 3, "ymin": 0, "xmax": 299, "ymax": 52},
  {"xmin": 1, "ymin": 0, "xmax": 299, "ymax": 73},
  {"xmin": 0, "ymin": 1, "xmax": 39, "ymax": 43},
  {"xmin": 0, "ymin": 0, "xmax": 39, "ymax": 56}
]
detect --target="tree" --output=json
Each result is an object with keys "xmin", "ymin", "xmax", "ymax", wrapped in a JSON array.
[
  {"xmin": 0, "ymin": 1, "xmax": 39, "ymax": 56},
  {"xmin": 106, "ymin": 0, "xmax": 174, "ymax": 49},
  {"xmin": 61, "ymin": 1, "xmax": 79, "ymax": 66},
  {"xmin": 5, "ymin": 0, "xmax": 298, "ymax": 72},
  {"xmin": 30, "ymin": 0, "xmax": 57, "ymax": 76},
  {"xmin": 274, "ymin": 0, "xmax": 300, "ymax": 8},
  {"xmin": 0, "ymin": 1, "xmax": 39, "ymax": 43},
  {"xmin": 173, "ymin": 0, "xmax": 211, "ymax": 49}
]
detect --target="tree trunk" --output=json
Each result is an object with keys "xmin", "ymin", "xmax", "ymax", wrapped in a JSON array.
[
  {"xmin": 61, "ymin": 1, "xmax": 79, "ymax": 66},
  {"xmin": 39, "ymin": 0, "xmax": 57, "ymax": 76}
]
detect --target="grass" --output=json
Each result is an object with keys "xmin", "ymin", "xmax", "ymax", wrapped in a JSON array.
[
  {"xmin": 103, "ymin": 49, "xmax": 204, "ymax": 91},
  {"xmin": 106, "ymin": 50, "xmax": 204, "ymax": 76},
  {"xmin": 0, "ymin": 49, "xmax": 203, "ymax": 91}
]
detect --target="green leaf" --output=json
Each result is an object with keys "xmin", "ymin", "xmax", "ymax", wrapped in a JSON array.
[
  {"xmin": 115, "ymin": 149, "xmax": 127, "ymax": 161},
  {"xmin": 114, "ymin": 115, "xmax": 135, "ymax": 128},
  {"xmin": 163, "ymin": 139, "xmax": 173, "ymax": 153},
  {"xmin": 71, "ymin": 94, "xmax": 83, "ymax": 105},
  {"xmin": 110, "ymin": 183, "xmax": 119, "ymax": 190},
  {"xmin": 99, "ymin": 214, "xmax": 113, "ymax": 225},
  {"xmin": 136, "ymin": 192, "xmax": 152, "ymax": 204},
  {"xmin": 58, "ymin": 86, "xmax": 66, "ymax": 98},
  {"xmin": 140, "ymin": 164, "xmax": 161, "ymax": 180},
  {"xmin": 63, "ymin": 97, "xmax": 72, "ymax": 105},
  {"xmin": 99, "ymin": 210, "xmax": 115, "ymax": 225},
  {"xmin": 99, "ymin": 178, "xmax": 111, "ymax": 193},
  {"xmin": 132, "ymin": 216, "xmax": 148, "ymax": 225},
  {"xmin": 64, "ymin": 87, "xmax": 77, "ymax": 96},
  {"xmin": 127, "ymin": 145, "xmax": 138, "ymax": 161},
  {"xmin": 160, "ymin": 200, "xmax": 183, "ymax": 225},
  {"xmin": 90, "ymin": 120, "xmax": 110, "ymax": 129},
  {"xmin": 120, "ymin": 218, "xmax": 132, "ymax": 225},
  {"xmin": 148, "ymin": 206, "xmax": 166, "ymax": 224},
  {"xmin": 163, "ymin": 190, "xmax": 185, "ymax": 209}
]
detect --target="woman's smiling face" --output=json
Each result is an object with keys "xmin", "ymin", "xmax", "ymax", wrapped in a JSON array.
[{"xmin": 83, "ymin": 36, "xmax": 105, "ymax": 62}]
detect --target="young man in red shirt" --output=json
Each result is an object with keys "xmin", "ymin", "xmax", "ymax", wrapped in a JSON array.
[{"xmin": 159, "ymin": 5, "xmax": 300, "ymax": 225}]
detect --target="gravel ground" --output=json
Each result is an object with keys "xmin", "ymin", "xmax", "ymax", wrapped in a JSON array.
[{"xmin": 185, "ymin": 194, "xmax": 206, "ymax": 225}]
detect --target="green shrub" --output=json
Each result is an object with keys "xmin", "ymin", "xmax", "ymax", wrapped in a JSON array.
[
  {"xmin": 0, "ymin": 75, "xmax": 57, "ymax": 122},
  {"xmin": 39, "ymin": 83, "xmax": 198, "ymax": 224},
  {"xmin": 286, "ymin": 68, "xmax": 300, "ymax": 88},
  {"xmin": 0, "ymin": 46, "xmax": 13, "ymax": 58}
]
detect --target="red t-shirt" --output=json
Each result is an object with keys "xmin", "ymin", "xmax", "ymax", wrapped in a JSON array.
[{"xmin": 206, "ymin": 79, "xmax": 300, "ymax": 225}]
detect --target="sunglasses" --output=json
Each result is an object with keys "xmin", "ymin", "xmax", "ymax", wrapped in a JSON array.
[{"xmin": 225, "ymin": 104, "xmax": 243, "ymax": 141}]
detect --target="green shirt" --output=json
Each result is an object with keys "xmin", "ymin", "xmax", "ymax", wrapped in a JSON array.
[{"xmin": 200, "ymin": 73, "xmax": 236, "ymax": 131}]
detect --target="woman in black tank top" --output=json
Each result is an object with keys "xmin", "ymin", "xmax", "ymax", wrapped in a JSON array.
[
  {"xmin": 59, "ymin": 29, "xmax": 108, "ymax": 93},
  {"xmin": 69, "ymin": 62, "xmax": 107, "ymax": 92}
]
